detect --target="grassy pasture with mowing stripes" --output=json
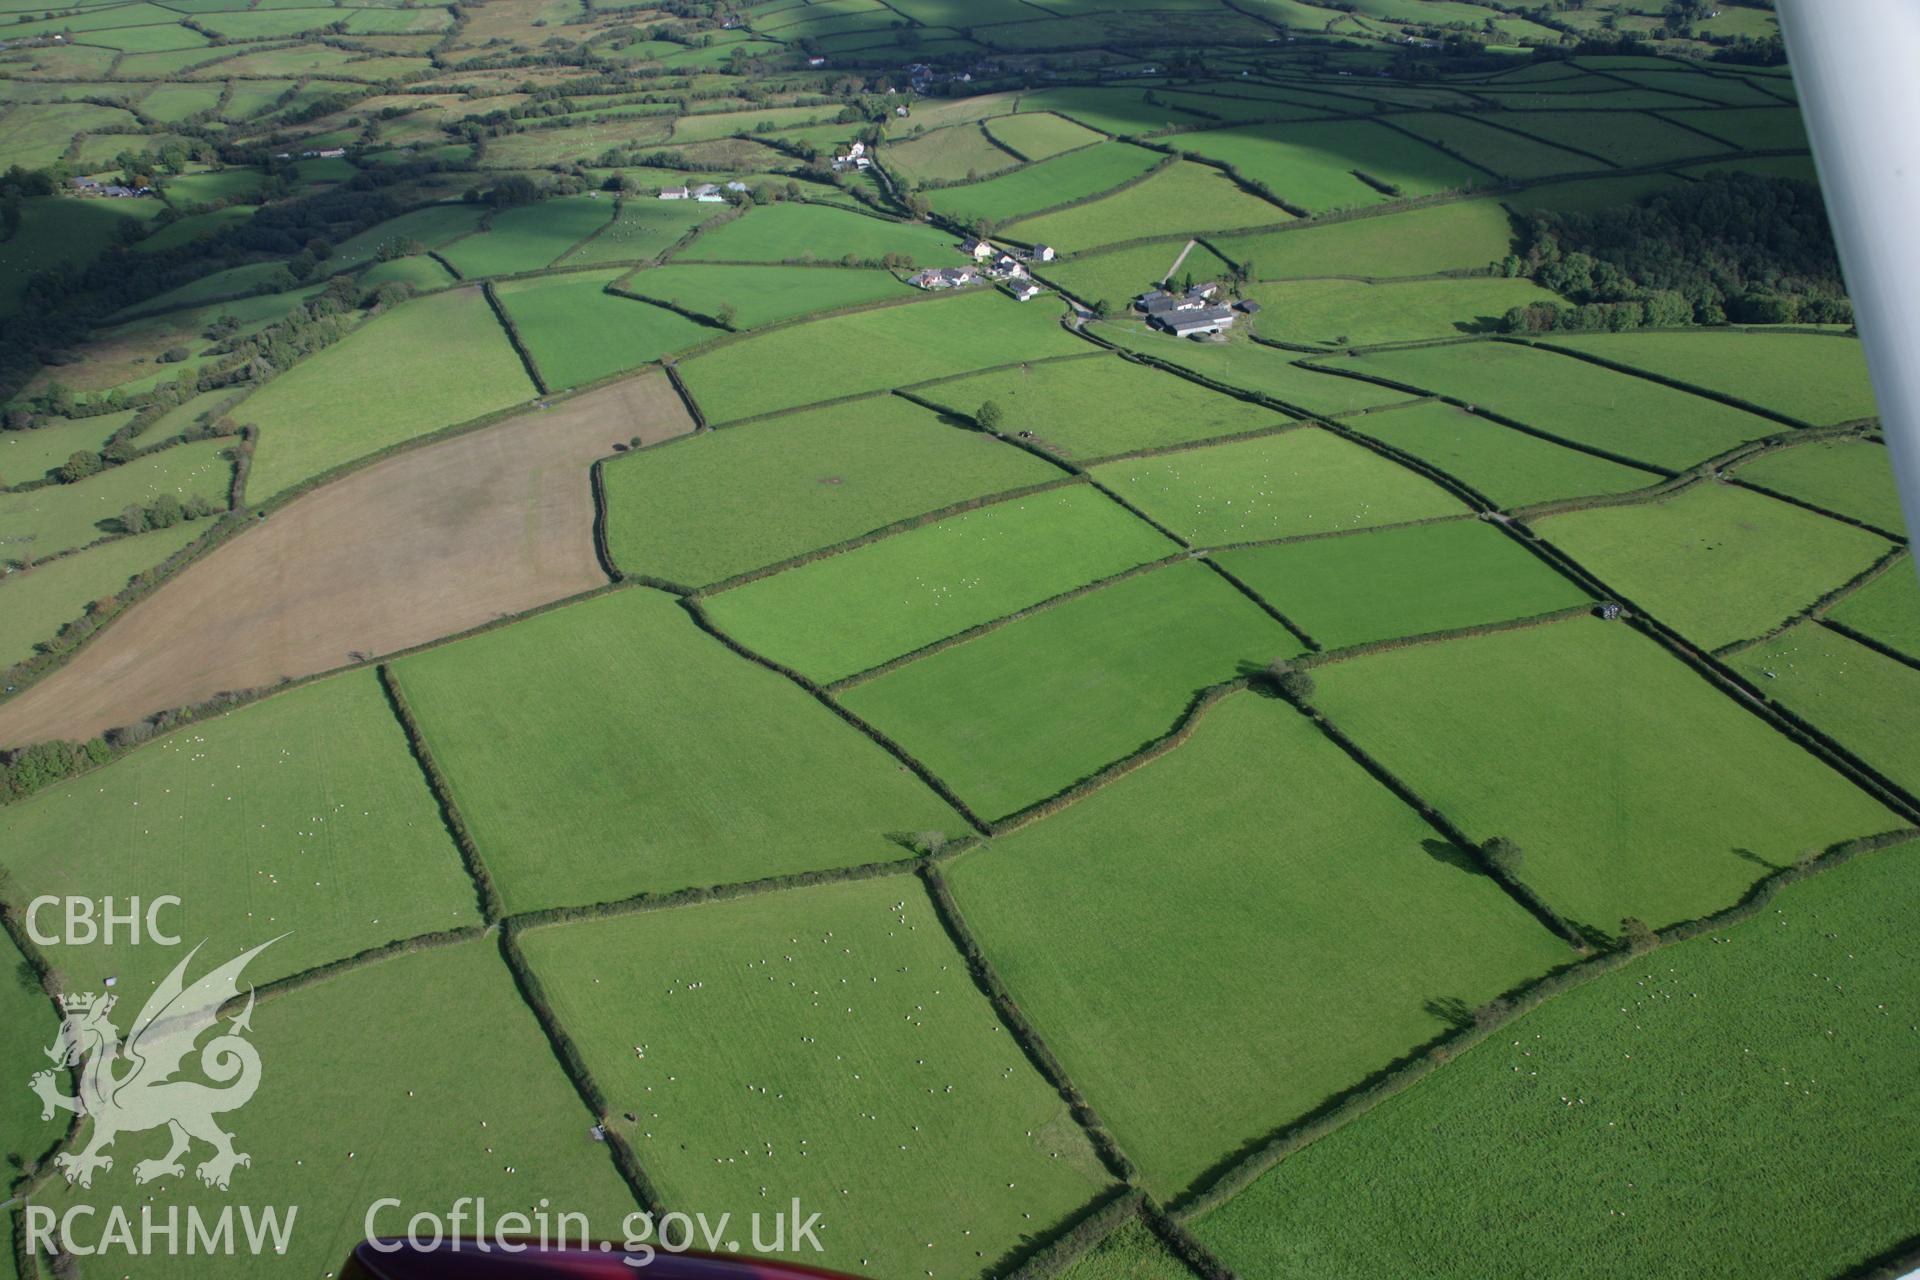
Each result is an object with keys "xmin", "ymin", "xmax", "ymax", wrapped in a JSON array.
[
  {"xmin": 704, "ymin": 486, "xmax": 1178, "ymax": 684},
  {"xmin": 1248, "ymin": 277, "xmax": 1562, "ymax": 347},
  {"xmin": 25, "ymin": 940, "xmax": 639, "ymax": 1280},
  {"xmin": 243, "ymin": 288, "xmax": 536, "ymax": 500},
  {"xmin": 617, "ymin": 262, "xmax": 913, "ymax": 329},
  {"xmin": 674, "ymin": 289, "xmax": 1085, "ymax": 424},
  {"xmin": 1092, "ymin": 325, "xmax": 1414, "ymax": 417},
  {"xmin": 0, "ymin": 439, "xmax": 230, "ymax": 564},
  {"xmin": 493, "ymin": 270, "xmax": 711, "ymax": 388},
  {"xmin": 1734, "ymin": 439, "xmax": 1906, "ymax": 535},
  {"xmin": 1546, "ymin": 331, "xmax": 1879, "ymax": 427},
  {"xmin": 948, "ymin": 692, "xmax": 1571, "ymax": 1196},
  {"xmin": 930, "ymin": 142, "xmax": 1163, "ymax": 227},
  {"xmin": 518, "ymin": 877, "xmax": 1116, "ymax": 1279},
  {"xmin": 1216, "ymin": 519, "xmax": 1591, "ymax": 649},
  {"xmin": 1337, "ymin": 341, "xmax": 1783, "ymax": 470},
  {"xmin": 1165, "ymin": 120, "xmax": 1486, "ymax": 213},
  {"xmin": 0, "ymin": 670, "xmax": 479, "ymax": 992},
  {"xmin": 1341, "ymin": 400, "xmax": 1660, "ymax": 508},
  {"xmin": 841, "ymin": 561, "xmax": 1296, "ymax": 820},
  {"xmin": 1092, "ymin": 428, "xmax": 1467, "ymax": 547},
  {"xmin": 1731, "ymin": 624, "xmax": 1920, "ymax": 797},
  {"xmin": 1827, "ymin": 566, "xmax": 1920, "ymax": 660},
  {"xmin": 391, "ymin": 588, "xmax": 963, "ymax": 913},
  {"xmin": 674, "ymin": 201, "xmax": 956, "ymax": 265},
  {"xmin": 1212, "ymin": 198, "xmax": 1519, "ymax": 281},
  {"xmin": 1312, "ymin": 618, "xmax": 1899, "ymax": 936},
  {"xmin": 0, "ymin": 520, "xmax": 204, "ymax": 667},
  {"xmin": 602, "ymin": 394, "xmax": 1059, "ymax": 587},
  {"xmin": 1192, "ymin": 841, "xmax": 1920, "ymax": 1280},
  {"xmin": 1002, "ymin": 162, "xmax": 1290, "ymax": 253},
  {"xmin": 437, "ymin": 195, "xmax": 614, "ymax": 277},
  {"xmin": 1535, "ymin": 483, "xmax": 1892, "ymax": 650},
  {"xmin": 915, "ymin": 352, "xmax": 1283, "ymax": 461}
]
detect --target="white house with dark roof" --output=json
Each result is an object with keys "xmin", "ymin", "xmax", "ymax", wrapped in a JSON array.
[{"xmin": 961, "ymin": 237, "xmax": 995, "ymax": 261}]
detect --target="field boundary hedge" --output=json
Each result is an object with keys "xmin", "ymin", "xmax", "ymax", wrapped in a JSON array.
[
  {"xmin": 694, "ymin": 474, "xmax": 1085, "ymax": 596},
  {"xmin": 497, "ymin": 924, "xmax": 669, "ymax": 1216},
  {"xmin": 826, "ymin": 552, "xmax": 1189, "ymax": 693},
  {"xmin": 1821, "ymin": 617, "xmax": 1920, "ymax": 677},
  {"xmin": 482, "ymin": 279, "xmax": 551, "ymax": 395},
  {"xmin": 1171, "ymin": 828, "xmax": 1920, "ymax": 1221},
  {"xmin": 677, "ymin": 595, "xmax": 992, "ymax": 834},
  {"xmin": 378, "ymin": 663, "xmax": 505, "ymax": 924},
  {"xmin": 660, "ymin": 360, "xmax": 707, "ymax": 430},
  {"xmin": 918, "ymin": 863, "xmax": 1139, "ymax": 1183},
  {"xmin": 1205, "ymin": 510, "xmax": 1478, "ymax": 556},
  {"xmin": 1298, "ymin": 601, "xmax": 1595, "ymax": 671},
  {"xmin": 952, "ymin": 149, "xmax": 1174, "ymax": 233},
  {"xmin": 1714, "ymin": 543, "xmax": 1909, "ymax": 659},
  {"xmin": 1522, "ymin": 335, "xmax": 1819, "ymax": 431},
  {"xmin": 1001, "ymin": 1189, "xmax": 1149, "ymax": 1280}
]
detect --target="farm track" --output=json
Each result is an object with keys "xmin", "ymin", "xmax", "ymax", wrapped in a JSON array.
[{"xmin": 0, "ymin": 375, "xmax": 692, "ymax": 745}]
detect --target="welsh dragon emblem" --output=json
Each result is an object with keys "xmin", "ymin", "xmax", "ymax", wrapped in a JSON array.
[{"xmin": 30, "ymin": 939, "xmax": 277, "ymax": 1191}]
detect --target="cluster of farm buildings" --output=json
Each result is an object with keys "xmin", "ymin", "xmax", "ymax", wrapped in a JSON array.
[{"xmin": 909, "ymin": 237, "xmax": 1052, "ymax": 300}]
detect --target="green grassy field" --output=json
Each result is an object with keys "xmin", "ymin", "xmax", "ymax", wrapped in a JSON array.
[
  {"xmin": 1734, "ymin": 439, "xmax": 1906, "ymax": 534},
  {"xmin": 1545, "ymin": 332, "xmax": 1878, "ymax": 426},
  {"xmin": 437, "ymin": 195, "xmax": 615, "ymax": 277},
  {"xmin": 25, "ymin": 939, "xmax": 639, "ymax": 1280},
  {"xmin": 1093, "ymin": 325, "xmax": 1414, "ymax": 417},
  {"xmin": 244, "ymin": 287, "xmax": 536, "ymax": 500},
  {"xmin": 842, "ymin": 561, "xmax": 1293, "ymax": 819},
  {"xmin": 1387, "ymin": 112, "xmax": 1595, "ymax": 180},
  {"xmin": 885, "ymin": 123, "xmax": 1022, "ymax": 184},
  {"xmin": 0, "ymin": 439, "xmax": 230, "ymax": 564},
  {"xmin": 518, "ymin": 877, "xmax": 1115, "ymax": 1278},
  {"xmin": 1192, "ymin": 840, "xmax": 1920, "ymax": 1280},
  {"xmin": 1497, "ymin": 110, "xmax": 1725, "ymax": 167},
  {"xmin": 1211, "ymin": 198, "xmax": 1518, "ymax": 281},
  {"xmin": 1059, "ymin": 1219, "xmax": 1196, "ymax": 1280},
  {"xmin": 1669, "ymin": 104, "xmax": 1808, "ymax": 151},
  {"xmin": 675, "ymin": 289, "xmax": 1084, "ymax": 423},
  {"xmin": 1828, "ymin": 565, "xmax": 1920, "ymax": 659},
  {"xmin": 555, "ymin": 198, "xmax": 716, "ymax": 266},
  {"xmin": 675, "ymin": 202, "xmax": 956, "ymax": 265},
  {"xmin": 0, "ymin": 519, "xmax": 204, "ymax": 667},
  {"xmin": 1, "ymin": 928, "xmax": 57, "ymax": 1176},
  {"xmin": 1168, "ymin": 120, "xmax": 1484, "ymax": 213},
  {"xmin": 985, "ymin": 110, "xmax": 1106, "ymax": 160},
  {"xmin": 930, "ymin": 143, "xmax": 1162, "ymax": 226},
  {"xmin": 0, "ymin": 669, "xmax": 478, "ymax": 991},
  {"xmin": 1312, "ymin": 618, "xmax": 1898, "ymax": 935},
  {"xmin": 704, "ymin": 486, "xmax": 1178, "ymax": 683},
  {"xmin": 0, "ymin": 411, "xmax": 137, "ymax": 486},
  {"xmin": 495, "ymin": 270, "xmax": 711, "ymax": 388},
  {"xmin": 1536, "ymin": 483, "xmax": 1893, "ymax": 649},
  {"xmin": 1003, "ymin": 162, "xmax": 1289, "ymax": 253},
  {"xmin": 1730, "ymin": 623, "xmax": 1920, "ymax": 797},
  {"xmin": 1216, "ymin": 519, "xmax": 1591, "ymax": 648},
  {"xmin": 618, "ymin": 262, "xmax": 913, "ymax": 329},
  {"xmin": 1250, "ymin": 277, "xmax": 1562, "ymax": 347},
  {"xmin": 1338, "ymin": 341, "xmax": 1783, "ymax": 469},
  {"xmin": 916, "ymin": 352, "xmax": 1283, "ymax": 460},
  {"xmin": 948, "ymin": 692, "xmax": 1570, "ymax": 1195},
  {"xmin": 1013, "ymin": 86, "xmax": 1209, "ymax": 137},
  {"xmin": 603, "ymin": 394, "xmax": 1058, "ymax": 586},
  {"xmin": 391, "ymin": 588, "xmax": 962, "ymax": 913},
  {"xmin": 325, "ymin": 202, "xmax": 489, "ymax": 271},
  {"xmin": 1042, "ymin": 239, "xmax": 1235, "ymax": 311},
  {"xmin": 1092, "ymin": 428, "xmax": 1466, "ymax": 546},
  {"xmin": 1502, "ymin": 171, "xmax": 1687, "ymax": 216},
  {"xmin": 1342, "ymin": 400, "xmax": 1660, "ymax": 508}
]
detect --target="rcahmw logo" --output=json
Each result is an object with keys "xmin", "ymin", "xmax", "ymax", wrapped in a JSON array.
[{"xmin": 23, "ymin": 936, "xmax": 300, "ymax": 1259}]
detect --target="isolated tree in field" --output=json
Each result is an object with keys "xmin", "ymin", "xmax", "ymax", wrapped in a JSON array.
[
  {"xmin": 1091, "ymin": 298, "xmax": 1113, "ymax": 320},
  {"xmin": 715, "ymin": 301, "xmax": 738, "ymax": 328},
  {"xmin": 1481, "ymin": 836, "xmax": 1524, "ymax": 878},
  {"xmin": 58, "ymin": 451, "xmax": 102, "ymax": 484},
  {"xmin": 1265, "ymin": 659, "xmax": 1314, "ymax": 703},
  {"xmin": 976, "ymin": 400, "xmax": 1005, "ymax": 432}
]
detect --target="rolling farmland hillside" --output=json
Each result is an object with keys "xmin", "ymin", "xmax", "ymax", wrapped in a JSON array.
[{"xmin": 4, "ymin": 4, "xmax": 1918, "ymax": 1280}]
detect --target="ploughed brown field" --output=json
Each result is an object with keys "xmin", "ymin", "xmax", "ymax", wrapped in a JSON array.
[{"xmin": 0, "ymin": 373, "xmax": 691, "ymax": 745}]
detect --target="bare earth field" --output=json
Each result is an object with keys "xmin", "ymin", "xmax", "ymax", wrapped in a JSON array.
[{"xmin": 0, "ymin": 374, "xmax": 691, "ymax": 745}]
